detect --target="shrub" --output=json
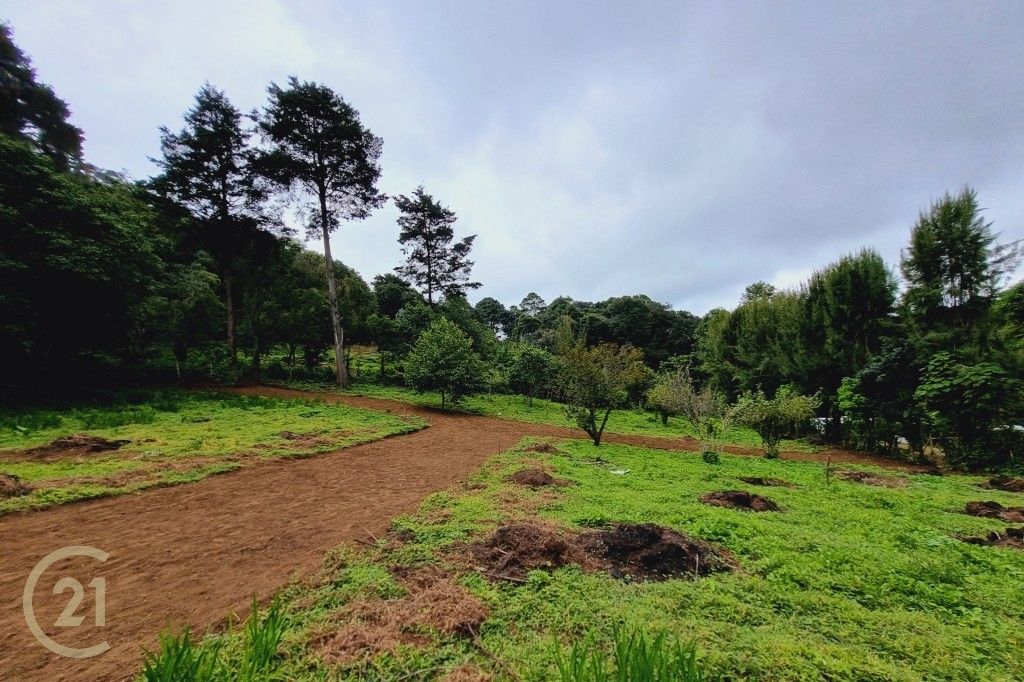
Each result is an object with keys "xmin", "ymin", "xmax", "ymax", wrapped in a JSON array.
[
  {"xmin": 510, "ymin": 345, "xmax": 556, "ymax": 405},
  {"xmin": 733, "ymin": 386, "xmax": 819, "ymax": 458},
  {"xmin": 647, "ymin": 370, "xmax": 731, "ymax": 454},
  {"xmin": 558, "ymin": 341, "xmax": 647, "ymax": 445}
]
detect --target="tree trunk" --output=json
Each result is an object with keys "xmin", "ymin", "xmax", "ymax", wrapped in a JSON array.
[
  {"xmin": 251, "ymin": 330, "xmax": 261, "ymax": 383},
  {"xmin": 224, "ymin": 273, "xmax": 236, "ymax": 362},
  {"xmin": 319, "ymin": 193, "xmax": 349, "ymax": 388}
]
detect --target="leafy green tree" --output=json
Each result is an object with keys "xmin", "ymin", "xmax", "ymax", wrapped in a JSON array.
[
  {"xmin": 258, "ymin": 77, "xmax": 385, "ymax": 387},
  {"xmin": 801, "ymin": 249, "xmax": 897, "ymax": 439},
  {"xmin": 837, "ymin": 341, "xmax": 927, "ymax": 459},
  {"xmin": 394, "ymin": 186, "xmax": 480, "ymax": 305},
  {"xmin": 558, "ymin": 341, "xmax": 647, "ymax": 445},
  {"xmin": 437, "ymin": 296, "xmax": 497, "ymax": 359},
  {"xmin": 404, "ymin": 318, "xmax": 486, "ymax": 408},
  {"xmin": 742, "ymin": 281, "xmax": 777, "ymax": 303},
  {"xmin": 155, "ymin": 83, "xmax": 267, "ymax": 360},
  {"xmin": 733, "ymin": 386, "xmax": 819, "ymax": 458},
  {"xmin": 914, "ymin": 352, "xmax": 1022, "ymax": 470},
  {"xmin": 0, "ymin": 24, "xmax": 83, "ymax": 170},
  {"xmin": 901, "ymin": 188, "xmax": 1020, "ymax": 349},
  {"xmin": 510, "ymin": 345, "xmax": 556, "ymax": 405},
  {"xmin": 372, "ymin": 273, "xmax": 421, "ymax": 318},
  {"xmin": 475, "ymin": 296, "xmax": 512, "ymax": 336}
]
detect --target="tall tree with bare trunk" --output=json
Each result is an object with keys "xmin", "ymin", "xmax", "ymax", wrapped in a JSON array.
[{"xmin": 257, "ymin": 78, "xmax": 385, "ymax": 386}]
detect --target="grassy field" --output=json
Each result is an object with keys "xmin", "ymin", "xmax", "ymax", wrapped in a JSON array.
[
  {"xmin": 0, "ymin": 391, "xmax": 425, "ymax": 514},
  {"xmin": 281, "ymin": 378, "xmax": 817, "ymax": 453},
  {"xmin": 153, "ymin": 438, "xmax": 1024, "ymax": 680}
]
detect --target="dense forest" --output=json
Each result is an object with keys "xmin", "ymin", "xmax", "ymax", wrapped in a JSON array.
[{"xmin": 1, "ymin": 24, "xmax": 1021, "ymax": 470}]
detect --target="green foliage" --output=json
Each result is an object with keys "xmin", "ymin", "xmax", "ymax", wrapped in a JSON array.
[
  {"xmin": 404, "ymin": 318, "xmax": 487, "ymax": 408},
  {"xmin": 559, "ymin": 342, "xmax": 648, "ymax": 445},
  {"xmin": 393, "ymin": 186, "xmax": 480, "ymax": 304},
  {"xmin": 555, "ymin": 627, "xmax": 703, "ymax": 682},
  {"xmin": 510, "ymin": 345, "xmax": 556, "ymax": 405},
  {"xmin": 734, "ymin": 386, "xmax": 819, "ymax": 458},
  {"xmin": 647, "ymin": 370, "xmax": 730, "ymax": 454},
  {"xmin": 915, "ymin": 352, "xmax": 1023, "ymax": 469},
  {"xmin": 141, "ymin": 627, "xmax": 224, "ymax": 682}
]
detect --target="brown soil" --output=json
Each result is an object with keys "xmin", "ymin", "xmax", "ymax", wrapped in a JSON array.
[
  {"xmin": 577, "ymin": 522, "xmax": 737, "ymax": 581},
  {"xmin": 509, "ymin": 468, "xmax": 561, "ymax": 488},
  {"xmin": 0, "ymin": 385, "xmax": 920, "ymax": 681},
  {"xmin": 317, "ymin": 566, "xmax": 488, "ymax": 664},
  {"xmin": 738, "ymin": 476, "xmax": 795, "ymax": 488},
  {"xmin": 960, "ymin": 526, "xmax": 1024, "ymax": 550},
  {"xmin": 467, "ymin": 520, "xmax": 734, "ymax": 583},
  {"xmin": 523, "ymin": 442, "xmax": 562, "ymax": 454},
  {"xmin": 964, "ymin": 501, "xmax": 1024, "ymax": 523},
  {"xmin": 466, "ymin": 521, "xmax": 599, "ymax": 581},
  {"xmin": 276, "ymin": 428, "xmax": 362, "ymax": 450},
  {"xmin": 9, "ymin": 433, "xmax": 131, "ymax": 462},
  {"xmin": 0, "ymin": 472, "xmax": 32, "ymax": 498},
  {"xmin": 987, "ymin": 475, "xmax": 1024, "ymax": 493},
  {"xmin": 700, "ymin": 490, "xmax": 781, "ymax": 512},
  {"xmin": 835, "ymin": 470, "xmax": 908, "ymax": 488}
]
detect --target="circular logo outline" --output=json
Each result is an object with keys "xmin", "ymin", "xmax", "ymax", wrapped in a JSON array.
[{"xmin": 22, "ymin": 545, "xmax": 110, "ymax": 659}]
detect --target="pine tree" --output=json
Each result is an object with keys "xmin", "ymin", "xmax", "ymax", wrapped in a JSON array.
[
  {"xmin": 394, "ymin": 186, "xmax": 480, "ymax": 306},
  {"xmin": 154, "ymin": 83, "xmax": 266, "ymax": 360},
  {"xmin": 258, "ymin": 78, "xmax": 386, "ymax": 387}
]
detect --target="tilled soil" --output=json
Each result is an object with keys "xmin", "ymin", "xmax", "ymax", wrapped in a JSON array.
[
  {"xmin": 700, "ymin": 490, "xmax": 781, "ymax": 512},
  {"xmin": 964, "ymin": 501, "xmax": 1024, "ymax": 523},
  {"xmin": 0, "ymin": 385, "xmax": 922, "ymax": 681}
]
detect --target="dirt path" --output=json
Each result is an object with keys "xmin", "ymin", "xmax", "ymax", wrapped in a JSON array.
[{"xmin": 0, "ymin": 386, "xmax": 920, "ymax": 681}]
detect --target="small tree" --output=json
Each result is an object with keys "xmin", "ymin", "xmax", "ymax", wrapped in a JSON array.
[
  {"xmin": 648, "ymin": 370, "xmax": 731, "ymax": 454},
  {"xmin": 733, "ymin": 386, "xmax": 819, "ymax": 458},
  {"xmin": 558, "ymin": 342, "xmax": 646, "ymax": 445},
  {"xmin": 511, "ymin": 345, "xmax": 555, "ymax": 406},
  {"xmin": 404, "ymin": 318, "xmax": 486, "ymax": 409}
]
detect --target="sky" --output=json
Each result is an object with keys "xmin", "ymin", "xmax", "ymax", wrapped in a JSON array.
[{"xmin": 5, "ymin": 0, "xmax": 1023, "ymax": 313}]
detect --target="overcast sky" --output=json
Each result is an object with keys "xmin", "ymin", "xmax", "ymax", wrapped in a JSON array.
[{"xmin": 5, "ymin": 1, "xmax": 1023, "ymax": 313}]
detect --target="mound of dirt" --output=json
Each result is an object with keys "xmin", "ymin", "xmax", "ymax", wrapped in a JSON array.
[
  {"xmin": 16, "ymin": 434, "xmax": 131, "ymax": 461},
  {"xmin": 509, "ymin": 468, "xmax": 560, "ymax": 488},
  {"xmin": 466, "ymin": 522, "xmax": 596, "ymax": 581},
  {"xmin": 700, "ymin": 490, "xmax": 780, "ymax": 512},
  {"xmin": 960, "ymin": 526, "xmax": 1024, "ymax": 551},
  {"xmin": 523, "ymin": 442, "xmax": 561, "ymax": 454},
  {"xmin": 0, "ymin": 473, "xmax": 32, "ymax": 498},
  {"xmin": 578, "ymin": 523, "xmax": 737, "ymax": 581},
  {"xmin": 318, "ymin": 566, "xmax": 489, "ymax": 664},
  {"xmin": 835, "ymin": 470, "xmax": 907, "ymax": 488},
  {"xmin": 964, "ymin": 501, "xmax": 1024, "ymax": 523},
  {"xmin": 738, "ymin": 476, "xmax": 795, "ymax": 488},
  {"xmin": 987, "ymin": 476, "xmax": 1024, "ymax": 493}
]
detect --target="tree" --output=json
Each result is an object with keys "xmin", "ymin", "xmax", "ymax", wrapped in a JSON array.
[
  {"xmin": 394, "ymin": 186, "xmax": 480, "ymax": 305},
  {"xmin": 901, "ymin": 188, "xmax": 1020, "ymax": 348},
  {"xmin": 258, "ymin": 77, "xmax": 385, "ymax": 387},
  {"xmin": 733, "ymin": 386, "xmax": 819, "ymax": 458},
  {"xmin": 558, "ymin": 341, "xmax": 647, "ymax": 445},
  {"xmin": 914, "ymin": 352, "xmax": 1022, "ymax": 470},
  {"xmin": 647, "ymin": 370, "xmax": 731, "ymax": 454},
  {"xmin": 510, "ymin": 345, "xmax": 555, "ymax": 406},
  {"xmin": 154, "ymin": 83, "xmax": 266, "ymax": 360},
  {"xmin": 742, "ymin": 281, "xmax": 776, "ymax": 303},
  {"xmin": 475, "ymin": 296, "xmax": 511, "ymax": 336},
  {"xmin": 837, "ymin": 341, "xmax": 928, "ymax": 459},
  {"xmin": 404, "ymin": 318, "xmax": 486, "ymax": 409},
  {"xmin": 0, "ymin": 24, "xmax": 83, "ymax": 170},
  {"xmin": 372, "ymin": 273, "xmax": 421, "ymax": 318}
]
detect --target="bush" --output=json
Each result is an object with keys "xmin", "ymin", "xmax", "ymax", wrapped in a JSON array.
[
  {"xmin": 734, "ymin": 386, "xmax": 819, "ymax": 458},
  {"xmin": 558, "ymin": 341, "xmax": 647, "ymax": 445},
  {"xmin": 647, "ymin": 370, "xmax": 731, "ymax": 454}
]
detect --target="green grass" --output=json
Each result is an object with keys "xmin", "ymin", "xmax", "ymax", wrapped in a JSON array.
[
  {"xmin": 164, "ymin": 438, "xmax": 1024, "ymax": 680},
  {"xmin": 281, "ymin": 379, "xmax": 816, "ymax": 453},
  {"xmin": 0, "ymin": 390, "xmax": 425, "ymax": 514}
]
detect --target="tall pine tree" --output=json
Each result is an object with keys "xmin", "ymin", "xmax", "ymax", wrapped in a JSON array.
[
  {"xmin": 258, "ymin": 78, "xmax": 385, "ymax": 387},
  {"xmin": 394, "ymin": 186, "xmax": 480, "ymax": 306},
  {"xmin": 154, "ymin": 83, "xmax": 266, "ymax": 360}
]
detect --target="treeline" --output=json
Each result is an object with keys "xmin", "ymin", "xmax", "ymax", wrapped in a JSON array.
[{"xmin": 2, "ymin": 24, "xmax": 1022, "ymax": 469}]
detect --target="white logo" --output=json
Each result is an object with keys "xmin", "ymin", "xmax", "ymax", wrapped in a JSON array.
[{"xmin": 23, "ymin": 545, "xmax": 110, "ymax": 659}]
